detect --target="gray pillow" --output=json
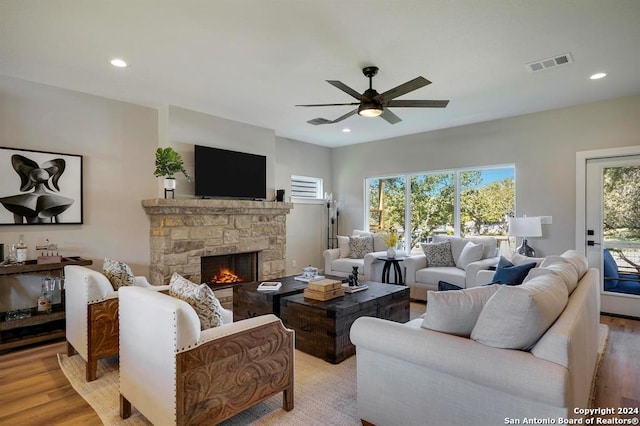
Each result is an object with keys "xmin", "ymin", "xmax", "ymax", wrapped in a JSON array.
[
  {"xmin": 420, "ymin": 240, "xmax": 455, "ymax": 267},
  {"xmin": 422, "ymin": 284, "xmax": 501, "ymax": 337},
  {"xmin": 456, "ymin": 241, "xmax": 484, "ymax": 270},
  {"xmin": 103, "ymin": 257, "xmax": 136, "ymax": 290},
  {"xmin": 349, "ymin": 235, "xmax": 374, "ymax": 259},
  {"xmin": 470, "ymin": 274, "xmax": 568, "ymax": 350}
]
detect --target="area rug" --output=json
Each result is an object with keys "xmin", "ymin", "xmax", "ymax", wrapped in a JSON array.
[
  {"xmin": 58, "ymin": 350, "xmax": 360, "ymax": 425},
  {"xmin": 59, "ymin": 324, "xmax": 610, "ymax": 425},
  {"xmin": 589, "ymin": 323, "xmax": 611, "ymax": 408}
]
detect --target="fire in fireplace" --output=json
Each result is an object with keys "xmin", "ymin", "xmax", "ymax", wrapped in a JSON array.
[{"xmin": 201, "ymin": 251, "xmax": 258, "ymax": 286}]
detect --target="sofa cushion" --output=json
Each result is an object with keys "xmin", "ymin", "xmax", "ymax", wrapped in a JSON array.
[
  {"xmin": 168, "ymin": 273, "xmax": 223, "ymax": 330},
  {"xmin": 337, "ymin": 235, "xmax": 350, "ymax": 258},
  {"xmin": 421, "ymin": 240, "xmax": 455, "ymax": 267},
  {"xmin": 349, "ymin": 235, "xmax": 374, "ymax": 259},
  {"xmin": 471, "ymin": 273, "xmax": 569, "ymax": 350},
  {"xmin": 331, "ymin": 257, "xmax": 364, "ymax": 275},
  {"xmin": 422, "ymin": 284, "xmax": 501, "ymax": 337},
  {"xmin": 103, "ymin": 257, "xmax": 136, "ymax": 290},
  {"xmin": 456, "ymin": 242, "xmax": 484, "ymax": 270},
  {"xmin": 416, "ymin": 267, "xmax": 466, "ymax": 288},
  {"xmin": 491, "ymin": 256, "xmax": 536, "ymax": 285}
]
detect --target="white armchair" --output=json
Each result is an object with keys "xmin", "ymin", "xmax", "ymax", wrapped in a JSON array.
[
  {"xmin": 323, "ymin": 230, "xmax": 388, "ymax": 281},
  {"xmin": 64, "ymin": 265, "xmax": 169, "ymax": 381},
  {"xmin": 119, "ymin": 286, "xmax": 294, "ymax": 425}
]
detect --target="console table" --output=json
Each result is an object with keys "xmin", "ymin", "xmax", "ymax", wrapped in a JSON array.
[{"xmin": 0, "ymin": 257, "xmax": 92, "ymax": 351}]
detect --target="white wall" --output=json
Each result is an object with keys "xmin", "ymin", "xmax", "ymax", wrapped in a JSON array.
[
  {"xmin": 275, "ymin": 136, "xmax": 333, "ymax": 275},
  {"xmin": 333, "ymin": 95, "xmax": 640, "ymax": 256},
  {"xmin": 166, "ymin": 105, "xmax": 277, "ymax": 199},
  {"xmin": 0, "ymin": 75, "xmax": 158, "ymax": 275}
]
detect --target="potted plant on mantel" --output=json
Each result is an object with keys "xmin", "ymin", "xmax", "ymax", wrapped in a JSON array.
[{"xmin": 154, "ymin": 147, "xmax": 191, "ymax": 196}]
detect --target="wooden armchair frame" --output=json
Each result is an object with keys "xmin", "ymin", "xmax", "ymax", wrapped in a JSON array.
[{"xmin": 120, "ymin": 318, "xmax": 294, "ymax": 425}]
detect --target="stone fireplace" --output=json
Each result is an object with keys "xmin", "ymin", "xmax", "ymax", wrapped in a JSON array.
[{"xmin": 142, "ymin": 198, "xmax": 293, "ymax": 306}]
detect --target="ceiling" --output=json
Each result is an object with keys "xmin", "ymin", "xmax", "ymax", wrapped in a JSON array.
[{"xmin": 1, "ymin": 1, "xmax": 639, "ymax": 148}]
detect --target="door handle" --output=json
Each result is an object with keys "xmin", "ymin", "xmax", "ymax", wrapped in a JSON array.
[{"xmin": 587, "ymin": 241, "xmax": 601, "ymax": 246}]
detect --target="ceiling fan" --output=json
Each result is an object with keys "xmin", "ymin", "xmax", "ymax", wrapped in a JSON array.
[{"xmin": 296, "ymin": 66, "xmax": 449, "ymax": 125}]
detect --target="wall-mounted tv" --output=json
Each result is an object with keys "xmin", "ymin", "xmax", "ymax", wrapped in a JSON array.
[{"xmin": 194, "ymin": 145, "xmax": 267, "ymax": 199}]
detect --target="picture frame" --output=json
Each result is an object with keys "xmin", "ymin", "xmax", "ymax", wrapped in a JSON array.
[{"xmin": 0, "ymin": 147, "xmax": 83, "ymax": 225}]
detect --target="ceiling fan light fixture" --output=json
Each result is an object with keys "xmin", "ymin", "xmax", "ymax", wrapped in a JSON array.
[{"xmin": 358, "ymin": 102, "xmax": 383, "ymax": 117}]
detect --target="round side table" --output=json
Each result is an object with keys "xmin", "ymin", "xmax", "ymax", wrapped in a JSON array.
[{"xmin": 377, "ymin": 255, "xmax": 406, "ymax": 285}]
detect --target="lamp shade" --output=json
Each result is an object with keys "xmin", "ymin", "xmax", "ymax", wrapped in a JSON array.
[{"xmin": 508, "ymin": 217, "xmax": 542, "ymax": 237}]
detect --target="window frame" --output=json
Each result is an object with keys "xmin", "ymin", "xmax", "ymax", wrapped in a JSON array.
[{"xmin": 365, "ymin": 164, "xmax": 515, "ymax": 250}]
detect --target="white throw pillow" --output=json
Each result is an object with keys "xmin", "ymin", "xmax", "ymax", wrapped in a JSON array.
[
  {"xmin": 169, "ymin": 273, "xmax": 224, "ymax": 330},
  {"xmin": 456, "ymin": 242, "xmax": 484, "ymax": 270},
  {"xmin": 561, "ymin": 250, "xmax": 589, "ymax": 279},
  {"xmin": 337, "ymin": 236, "xmax": 350, "ymax": 258},
  {"xmin": 470, "ymin": 273, "xmax": 569, "ymax": 350},
  {"xmin": 422, "ymin": 285, "xmax": 501, "ymax": 337},
  {"xmin": 511, "ymin": 253, "xmax": 544, "ymax": 267}
]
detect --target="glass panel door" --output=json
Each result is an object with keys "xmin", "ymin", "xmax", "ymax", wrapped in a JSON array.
[{"xmin": 586, "ymin": 156, "xmax": 640, "ymax": 317}]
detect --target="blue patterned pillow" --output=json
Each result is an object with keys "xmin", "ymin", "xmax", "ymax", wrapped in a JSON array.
[{"xmin": 491, "ymin": 256, "xmax": 537, "ymax": 285}]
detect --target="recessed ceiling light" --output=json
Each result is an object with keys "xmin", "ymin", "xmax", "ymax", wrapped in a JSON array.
[
  {"xmin": 109, "ymin": 58, "xmax": 128, "ymax": 68},
  {"xmin": 590, "ymin": 72, "xmax": 607, "ymax": 80},
  {"xmin": 342, "ymin": 128, "xmax": 351, "ymax": 133}
]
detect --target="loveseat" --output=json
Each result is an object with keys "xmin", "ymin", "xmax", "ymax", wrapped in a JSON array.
[
  {"xmin": 351, "ymin": 250, "xmax": 599, "ymax": 425},
  {"xmin": 323, "ymin": 230, "xmax": 388, "ymax": 280},
  {"xmin": 404, "ymin": 235, "xmax": 499, "ymax": 300}
]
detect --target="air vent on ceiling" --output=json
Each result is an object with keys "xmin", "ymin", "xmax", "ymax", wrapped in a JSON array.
[{"xmin": 526, "ymin": 52, "xmax": 573, "ymax": 73}]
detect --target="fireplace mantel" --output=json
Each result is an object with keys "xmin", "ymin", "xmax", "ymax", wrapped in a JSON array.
[{"xmin": 142, "ymin": 198, "xmax": 293, "ymax": 285}]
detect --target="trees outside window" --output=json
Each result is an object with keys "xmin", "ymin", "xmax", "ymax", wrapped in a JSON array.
[{"xmin": 366, "ymin": 166, "xmax": 515, "ymax": 251}]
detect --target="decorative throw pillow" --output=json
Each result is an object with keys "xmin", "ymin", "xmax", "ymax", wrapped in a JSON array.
[
  {"xmin": 455, "ymin": 241, "xmax": 484, "ymax": 270},
  {"xmin": 420, "ymin": 240, "xmax": 455, "ymax": 267},
  {"xmin": 337, "ymin": 236, "xmax": 350, "ymax": 258},
  {"xmin": 422, "ymin": 284, "xmax": 501, "ymax": 337},
  {"xmin": 470, "ymin": 274, "xmax": 569, "ymax": 350},
  {"xmin": 103, "ymin": 257, "xmax": 136, "ymax": 290},
  {"xmin": 490, "ymin": 256, "xmax": 536, "ymax": 285},
  {"xmin": 349, "ymin": 235, "xmax": 374, "ymax": 259},
  {"xmin": 169, "ymin": 273, "xmax": 223, "ymax": 330}
]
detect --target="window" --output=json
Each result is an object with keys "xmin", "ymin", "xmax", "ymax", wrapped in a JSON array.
[
  {"xmin": 291, "ymin": 175, "xmax": 323, "ymax": 200},
  {"xmin": 366, "ymin": 166, "xmax": 515, "ymax": 251}
]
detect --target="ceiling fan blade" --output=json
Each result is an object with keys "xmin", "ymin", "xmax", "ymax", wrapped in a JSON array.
[
  {"xmin": 376, "ymin": 76, "xmax": 431, "ymax": 102},
  {"xmin": 307, "ymin": 109, "xmax": 357, "ymax": 125},
  {"xmin": 387, "ymin": 99, "xmax": 449, "ymax": 108},
  {"xmin": 327, "ymin": 80, "xmax": 368, "ymax": 101},
  {"xmin": 380, "ymin": 109, "xmax": 402, "ymax": 124},
  {"xmin": 296, "ymin": 102, "xmax": 359, "ymax": 107}
]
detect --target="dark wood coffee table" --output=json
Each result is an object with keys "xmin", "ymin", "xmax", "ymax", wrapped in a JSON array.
[
  {"xmin": 279, "ymin": 281, "xmax": 409, "ymax": 364},
  {"xmin": 233, "ymin": 275, "xmax": 346, "ymax": 321}
]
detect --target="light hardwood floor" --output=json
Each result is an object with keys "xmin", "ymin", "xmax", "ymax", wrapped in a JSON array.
[{"xmin": 0, "ymin": 314, "xmax": 638, "ymax": 426}]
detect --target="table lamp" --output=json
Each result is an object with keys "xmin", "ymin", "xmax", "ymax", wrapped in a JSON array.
[{"xmin": 508, "ymin": 216, "xmax": 542, "ymax": 257}]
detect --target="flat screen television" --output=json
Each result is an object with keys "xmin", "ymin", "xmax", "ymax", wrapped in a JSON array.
[{"xmin": 194, "ymin": 145, "xmax": 267, "ymax": 199}]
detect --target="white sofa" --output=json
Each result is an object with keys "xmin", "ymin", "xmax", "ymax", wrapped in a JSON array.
[
  {"xmin": 323, "ymin": 230, "xmax": 388, "ymax": 281},
  {"xmin": 404, "ymin": 235, "xmax": 499, "ymax": 300},
  {"xmin": 351, "ymin": 251, "xmax": 599, "ymax": 426}
]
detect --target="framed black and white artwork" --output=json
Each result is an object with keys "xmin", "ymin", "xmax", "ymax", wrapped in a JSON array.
[{"xmin": 0, "ymin": 147, "xmax": 83, "ymax": 225}]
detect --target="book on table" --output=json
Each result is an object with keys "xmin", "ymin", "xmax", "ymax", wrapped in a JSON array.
[{"xmin": 257, "ymin": 281, "xmax": 282, "ymax": 291}]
